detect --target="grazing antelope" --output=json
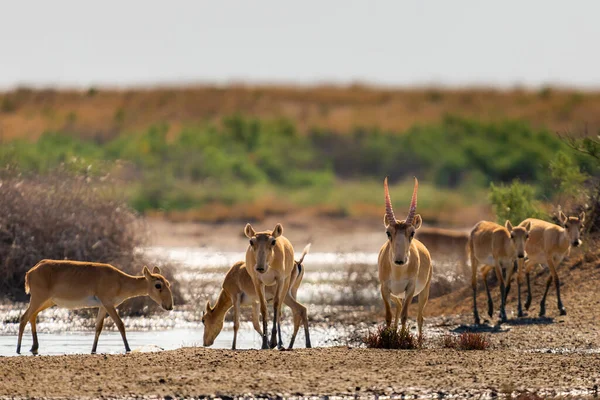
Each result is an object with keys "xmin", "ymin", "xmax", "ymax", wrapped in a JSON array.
[
  {"xmin": 245, "ymin": 223, "xmax": 295, "ymax": 349},
  {"xmin": 415, "ymin": 227, "xmax": 470, "ymax": 277},
  {"xmin": 202, "ymin": 244, "xmax": 311, "ymax": 349},
  {"xmin": 469, "ymin": 220, "xmax": 530, "ymax": 324},
  {"xmin": 378, "ymin": 177, "xmax": 432, "ymax": 337},
  {"xmin": 519, "ymin": 211, "xmax": 585, "ymax": 317},
  {"xmin": 17, "ymin": 260, "xmax": 173, "ymax": 354}
]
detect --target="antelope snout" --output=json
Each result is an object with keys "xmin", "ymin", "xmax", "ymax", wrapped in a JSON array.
[
  {"xmin": 163, "ymin": 303, "xmax": 174, "ymax": 311},
  {"xmin": 394, "ymin": 259, "xmax": 407, "ymax": 265},
  {"xmin": 255, "ymin": 265, "xmax": 267, "ymax": 273},
  {"xmin": 517, "ymin": 253, "xmax": 525, "ymax": 259},
  {"xmin": 572, "ymin": 240, "xmax": 581, "ymax": 247}
]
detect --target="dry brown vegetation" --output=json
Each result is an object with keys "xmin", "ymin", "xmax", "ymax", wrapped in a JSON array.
[
  {"xmin": 0, "ymin": 171, "xmax": 181, "ymax": 313},
  {"xmin": 1, "ymin": 85, "xmax": 599, "ymax": 140}
]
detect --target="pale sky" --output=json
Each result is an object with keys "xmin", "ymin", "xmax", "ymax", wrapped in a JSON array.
[{"xmin": 1, "ymin": 0, "xmax": 599, "ymax": 89}]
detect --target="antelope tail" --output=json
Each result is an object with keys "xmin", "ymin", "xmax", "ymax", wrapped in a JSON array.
[
  {"xmin": 296, "ymin": 243, "xmax": 311, "ymax": 266},
  {"xmin": 24, "ymin": 272, "xmax": 30, "ymax": 294}
]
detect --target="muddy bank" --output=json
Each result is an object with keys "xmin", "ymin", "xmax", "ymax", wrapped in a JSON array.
[{"xmin": 1, "ymin": 347, "xmax": 599, "ymax": 399}]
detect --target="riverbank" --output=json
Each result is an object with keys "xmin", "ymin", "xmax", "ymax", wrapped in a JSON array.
[{"xmin": 1, "ymin": 347, "xmax": 599, "ymax": 399}]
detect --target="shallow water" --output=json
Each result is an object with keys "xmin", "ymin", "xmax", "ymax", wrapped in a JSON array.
[
  {"xmin": 0, "ymin": 247, "xmax": 463, "ymax": 357},
  {"xmin": 0, "ymin": 324, "xmax": 326, "ymax": 356}
]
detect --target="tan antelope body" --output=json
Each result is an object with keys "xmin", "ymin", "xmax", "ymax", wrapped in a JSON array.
[
  {"xmin": 244, "ymin": 223, "xmax": 295, "ymax": 349},
  {"xmin": 17, "ymin": 260, "xmax": 173, "ymax": 354},
  {"xmin": 203, "ymin": 244, "xmax": 311, "ymax": 349},
  {"xmin": 415, "ymin": 227, "xmax": 469, "ymax": 276},
  {"xmin": 469, "ymin": 220, "xmax": 530, "ymax": 324},
  {"xmin": 379, "ymin": 177, "xmax": 432, "ymax": 336},
  {"xmin": 519, "ymin": 212, "xmax": 584, "ymax": 317}
]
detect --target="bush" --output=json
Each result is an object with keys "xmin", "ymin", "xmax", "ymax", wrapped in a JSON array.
[
  {"xmin": 363, "ymin": 325, "xmax": 421, "ymax": 349},
  {"xmin": 489, "ymin": 180, "xmax": 546, "ymax": 225},
  {"xmin": 441, "ymin": 332, "xmax": 490, "ymax": 350},
  {"xmin": 0, "ymin": 171, "xmax": 181, "ymax": 315}
]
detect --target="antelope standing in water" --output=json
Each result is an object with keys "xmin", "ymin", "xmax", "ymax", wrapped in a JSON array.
[
  {"xmin": 202, "ymin": 244, "xmax": 311, "ymax": 349},
  {"xmin": 468, "ymin": 220, "xmax": 530, "ymax": 324},
  {"xmin": 245, "ymin": 223, "xmax": 295, "ymax": 349},
  {"xmin": 17, "ymin": 260, "xmax": 173, "ymax": 354},
  {"xmin": 519, "ymin": 212, "xmax": 584, "ymax": 317},
  {"xmin": 378, "ymin": 177, "xmax": 432, "ymax": 337}
]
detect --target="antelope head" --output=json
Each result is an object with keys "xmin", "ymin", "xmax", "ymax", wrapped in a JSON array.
[
  {"xmin": 559, "ymin": 210, "xmax": 585, "ymax": 247},
  {"xmin": 505, "ymin": 220, "xmax": 530, "ymax": 259},
  {"xmin": 245, "ymin": 223, "xmax": 283, "ymax": 274},
  {"xmin": 383, "ymin": 177, "xmax": 422, "ymax": 266},
  {"xmin": 143, "ymin": 266, "xmax": 174, "ymax": 311},
  {"xmin": 202, "ymin": 300, "xmax": 221, "ymax": 347}
]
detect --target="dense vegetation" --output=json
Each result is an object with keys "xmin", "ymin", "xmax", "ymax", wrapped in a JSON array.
[{"xmin": 0, "ymin": 115, "xmax": 594, "ymax": 224}]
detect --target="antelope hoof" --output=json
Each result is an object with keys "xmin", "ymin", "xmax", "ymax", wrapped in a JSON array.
[
  {"xmin": 559, "ymin": 307, "xmax": 567, "ymax": 316},
  {"xmin": 517, "ymin": 308, "xmax": 525, "ymax": 318},
  {"xmin": 539, "ymin": 306, "xmax": 546, "ymax": 318},
  {"xmin": 499, "ymin": 310, "xmax": 507, "ymax": 323},
  {"xmin": 30, "ymin": 348, "xmax": 39, "ymax": 355},
  {"xmin": 474, "ymin": 315, "xmax": 481, "ymax": 325},
  {"xmin": 306, "ymin": 341, "xmax": 312, "ymax": 349},
  {"xmin": 487, "ymin": 305, "xmax": 494, "ymax": 318}
]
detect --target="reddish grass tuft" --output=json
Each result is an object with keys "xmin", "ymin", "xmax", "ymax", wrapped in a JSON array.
[
  {"xmin": 441, "ymin": 332, "xmax": 490, "ymax": 350},
  {"xmin": 364, "ymin": 325, "xmax": 421, "ymax": 349}
]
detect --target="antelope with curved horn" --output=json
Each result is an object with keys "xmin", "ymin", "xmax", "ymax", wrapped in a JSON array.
[
  {"xmin": 378, "ymin": 177, "xmax": 432, "ymax": 337},
  {"xmin": 202, "ymin": 244, "xmax": 311, "ymax": 349},
  {"xmin": 244, "ymin": 223, "xmax": 295, "ymax": 349},
  {"xmin": 468, "ymin": 220, "xmax": 530, "ymax": 324},
  {"xmin": 518, "ymin": 211, "xmax": 585, "ymax": 317},
  {"xmin": 17, "ymin": 260, "xmax": 173, "ymax": 354}
]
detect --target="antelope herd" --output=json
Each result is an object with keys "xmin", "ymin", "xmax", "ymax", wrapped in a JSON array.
[{"xmin": 15, "ymin": 177, "xmax": 585, "ymax": 354}]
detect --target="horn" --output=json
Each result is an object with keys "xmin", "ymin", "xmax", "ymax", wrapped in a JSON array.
[
  {"xmin": 406, "ymin": 177, "xmax": 419, "ymax": 225},
  {"xmin": 384, "ymin": 176, "xmax": 396, "ymax": 225}
]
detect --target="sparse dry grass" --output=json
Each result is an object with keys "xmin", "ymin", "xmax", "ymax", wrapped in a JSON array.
[
  {"xmin": 441, "ymin": 332, "xmax": 490, "ymax": 350},
  {"xmin": 364, "ymin": 325, "xmax": 421, "ymax": 349},
  {"xmin": 1, "ymin": 85, "xmax": 599, "ymax": 141}
]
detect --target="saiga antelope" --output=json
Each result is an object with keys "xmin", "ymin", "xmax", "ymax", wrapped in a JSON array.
[
  {"xmin": 245, "ymin": 223, "xmax": 295, "ymax": 349},
  {"xmin": 17, "ymin": 260, "xmax": 174, "ymax": 354},
  {"xmin": 378, "ymin": 177, "xmax": 432, "ymax": 337},
  {"xmin": 469, "ymin": 220, "xmax": 530, "ymax": 324},
  {"xmin": 415, "ymin": 227, "xmax": 470, "ymax": 277},
  {"xmin": 518, "ymin": 211, "xmax": 585, "ymax": 317},
  {"xmin": 202, "ymin": 244, "xmax": 311, "ymax": 349}
]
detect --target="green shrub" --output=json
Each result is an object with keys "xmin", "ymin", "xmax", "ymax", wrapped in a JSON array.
[{"xmin": 489, "ymin": 180, "xmax": 546, "ymax": 224}]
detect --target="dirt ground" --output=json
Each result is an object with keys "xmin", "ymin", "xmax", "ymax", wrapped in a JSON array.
[{"xmin": 1, "ymin": 219, "xmax": 600, "ymax": 399}]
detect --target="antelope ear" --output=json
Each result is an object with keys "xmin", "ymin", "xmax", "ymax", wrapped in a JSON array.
[
  {"xmin": 152, "ymin": 266, "xmax": 161, "ymax": 275},
  {"xmin": 579, "ymin": 211, "xmax": 586, "ymax": 223},
  {"xmin": 143, "ymin": 266, "xmax": 152, "ymax": 280},
  {"xmin": 413, "ymin": 214, "xmax": 422, "ymax": 230},
  {"xmin": 505, "ymin": 220, "xmax": 513, "ymax": 231},
  {"xmin": 272, "ymin": 223, "xmax": 283, "ymax": 238},
  {"xmin": 205, "ymin": 300, "xmax": 212, "ymax": 313},
  {"xmin": 524, "ymin": 221, "xmax": 532, "ymax": 232},
  {"xmin": 558, "ymin": 211, "xmax": 567, "ymax": 226},
  {"xmin": 244, "ymin": 223, "xmax": 255, "ymax": 239},
  {"xmin": 383, "ymin": 214, "xmax": 392, "ymax": 228}
]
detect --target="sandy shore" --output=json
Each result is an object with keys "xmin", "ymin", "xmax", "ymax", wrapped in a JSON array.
[{"xmin": 1, "ymin": 347, "xmax": 599, "ymax": 399}]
